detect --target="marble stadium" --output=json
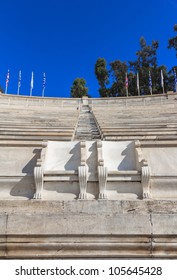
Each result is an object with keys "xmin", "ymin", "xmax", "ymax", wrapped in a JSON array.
[{"xmin": 0, "ymin": 92, "xmax": 177, "ymax": 258}]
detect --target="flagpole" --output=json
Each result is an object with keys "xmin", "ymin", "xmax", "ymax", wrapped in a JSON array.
[
  {"xmin": 5, "ymin": 84, "xmax": 8, "ymax": 94},
  {"xmin": 125, "ymin": 73, "xmax": 128, "ymax": 97},
  {"xmin": 161, "ymin": 70, "xmax": 165, "ymax": 94},
  {"xmin": 174, "ymin": 69, "xmax": 177, "ymax": 93},
  {"xmin": 126, "ymin": 87, "xmax": 128, "ymax": 97},
  {"xmin": 149, "ymin": 71, "xmax": 152, "ymax": 95},
  {"xmin": 5, "ymin": 69, "xmax": 10, "ymax": 94},
  {"xmin": 137, "ymin": 72, "xmax": 140, "ymax": 96},
  {"xmin": 17, "ymin": 70, "xmax": 21, "ymax": 95},
  {"xmin": 42, "ymin": 72, "xmax": 46, "ymax": 97},
  {"xmin": 162, "ymin": 85, "xmax": 165, "ymax": 94},
  {"xmin": 30, "ymin": 87, "xmax": 33, "ymax": 96},
  {"xmin": 30, "ymin": 71, "xmax": 33, "ymax": 96}
]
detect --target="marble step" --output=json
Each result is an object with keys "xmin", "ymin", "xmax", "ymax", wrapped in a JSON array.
[{"xmin": 74, "ymin": 105, "xmax": 101, "ymax": 140}]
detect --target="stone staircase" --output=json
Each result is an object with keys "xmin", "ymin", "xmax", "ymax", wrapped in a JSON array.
[{"xmin": 74, "ymin": 105, "xmax": 101, "ymax": 140}]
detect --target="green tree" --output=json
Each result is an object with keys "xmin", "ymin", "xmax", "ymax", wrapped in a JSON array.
[
  {"xmin": 167, "ymin": 66, "xmax": 177, "ymax": 92},
  {"xmin": 70, "ymin": 78, "xmax": 89, "ymax": 98},
  {"xmin": 109, "ymin": 60, "xmax": 128, "ymax": 96},
  {"xmin": 168, "ymin": 24, "xmax": 177, "ymax": 57},
  {"xmin": 94, "ymin": 58, "xmax": 110, "ymax": 97},
  {"xmin": 127, "ymin": 71, "xmax": 137, "ymax": 96},
  {"xmin": 0, "ymin": 86, "xmax": 4, "ymax": 93},
  {"xmin": 151, "ymin": 65, "xmax": 169, "ymax": 94},
  {"xmin": 94, "ymin": 36, "xmax": 173, "ymax": 97},
  {"xmin": 129, "ymin": 37, "xmax": 159, "ymax": 95}
]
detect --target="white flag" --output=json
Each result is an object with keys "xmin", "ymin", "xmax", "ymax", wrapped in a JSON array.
[
  {"xmin": 43, "ymin": 72, "xmax": 46, "ymax": 89},
  {"xmin": 31, "ymin": 72, "xmax": 34, "ymax": 89},
  {"xmin": 161, "ymin": 69, "xmax": 164, "ymax": 88},
  {"xmin": 6, "ymin": 69, "xmax": 10, "ymax": 86},
  {"xmin": 17, "ymin": 70, "xmax": 21, "ymax": 95},
  {"xmin": 5, "ymin": 69, "xmax": 10, "ymax": 94},
  {"xmin": 42, "ymin": 72, "xmax": 46, "ymax": 97},
  {"xmin": 30, "ymin": 71, "xmax": 34, "ymax": 96},
  {"xmin": 18, "ymin": 70, "xmax": 21, "ymax": 88}
]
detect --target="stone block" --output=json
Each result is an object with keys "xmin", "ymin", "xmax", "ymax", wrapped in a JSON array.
[
  {"xmin": 151, "ymin": 214, "xmax": 177, "ymax": 235},
  {"xmin": 6, "ymin": 212, "xmax": 151, "ymax": 235}
]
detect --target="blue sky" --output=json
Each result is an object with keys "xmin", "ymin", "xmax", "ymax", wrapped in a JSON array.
[{"xmin": 0, "ymin": 0, "xmax": 176, "ymax": 98}]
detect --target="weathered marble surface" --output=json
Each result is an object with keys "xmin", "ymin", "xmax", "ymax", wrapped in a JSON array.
[{"xmin": 0, "ymin": 200, "xmax": 177, "ymax": 258}]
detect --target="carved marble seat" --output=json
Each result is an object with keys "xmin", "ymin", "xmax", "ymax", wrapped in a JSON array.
[
  {"xmin": 33, "ymin": 140, "xmax": 151, "ymax": 200},
  {"xmin": 99, "ymin": 141, "xmax": 150, "ymax": 199},
  {"xmin": 33, "ymin": 141, "xmax": 81, "ymax": 199}
]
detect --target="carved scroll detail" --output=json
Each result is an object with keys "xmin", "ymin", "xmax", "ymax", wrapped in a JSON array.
[
  {"xmin": 33, "ymin": 166, "xmax": 43, "ymax": 199},
  {"xmin": 135, "ymin": 141, "xmax": 151, "ymax": 199},
  {"xmin": 98, "ymin": 165, "xmax": 108, "ymax": 199},
  {"xmin": 97, "ymin": 141, "xmax": 107, "ymax": 199},
  {"xmin": 134, "ymin": 140, "xmax": 144, "ymax": 171},
  {"xmin": 141, "ymin": 160, "xmax": 151, "ymax": 199},
  {"xmin": 78, "ymin": 141, "xmax": 88, "ymax": 199},
  {"xmin": 78, "ymin": 165, "xmax": 88, "ymax": 199},
  {"xmin": 33, "ymin": 141, "xmax": 47, "ymax": 199}
]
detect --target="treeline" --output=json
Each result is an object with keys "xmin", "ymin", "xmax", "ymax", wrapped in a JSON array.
[{"xmin": 71, "ymin": 24, "xmax": 177, "ymax": 98}]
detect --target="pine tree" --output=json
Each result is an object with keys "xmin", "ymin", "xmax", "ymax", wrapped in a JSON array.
[
  {"xmin": 129, "ymin": 37, "xmax": 159, "ymax": 95},
  {"xmin": 70, "ymin": 78, "xmax": 89, "ymax": 98},
  {"xmin": 0, "ymin": 86, "xmax": 4, "ymax": 93},
  {"xmin": 109, "ymin": 60, "xmax": 128, "ymax": 96},
  {"xmin": 168, "ymin": 24, "xmax": 177, "ymax": 57},
  {"xmin": 94, "ymin": 58, "xmax": 110, "ymax": 97}
]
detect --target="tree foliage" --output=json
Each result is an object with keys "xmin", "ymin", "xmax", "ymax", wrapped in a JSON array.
[
  {"xmin": 168, "ymin": 24, "xmax": 177, "ymax": 57},
  {"xmin": 168, "ymin": 66, "xmax": 177, "ymax": 91},
  {"xmin": 94, "ymin": 58, "xmax": 110, "ymax": 97},
  {"xmin": 129, "ymin": 37, "xmax": 160, "ymax": 95},
  {"xmin": 0, "ymin": 85, "xmax": 4, "ymax": 93},
  {"xmin": 94, "ymin": 58, "xmax": 109, "ymax": 87},
  {"xmin": 70, "ymin": 78, "xmax": 89, "ymax": 98},
  {"xmin": 109, "ymin": 60, "xmax": 128, "ymax": 96},
  {"xmin": 71, "ymin": 25, "xmax": 177, "ymax": 98},
  {"xmin": 94, "ymin": 37, "xmax": 166, "ymax": 97},
  {"xmin": 94, "ymin": 34, "xmax": 177, "ymax": 97},
  {"xmin": 70, "ymin": 25, "xmax": 177, "ymax": 98}
]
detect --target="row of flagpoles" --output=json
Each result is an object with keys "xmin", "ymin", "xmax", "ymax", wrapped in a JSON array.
[
  {"xmin": 5, "ymin": 70, "xmax": 46, "ymax": 97},
  {"xmin": 125, "ymin": 69, "xmax": 177, "ymax": 96},
  {"xmin": 3, "ymin": 69, "xmax": 177, "ymax": 97}
]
